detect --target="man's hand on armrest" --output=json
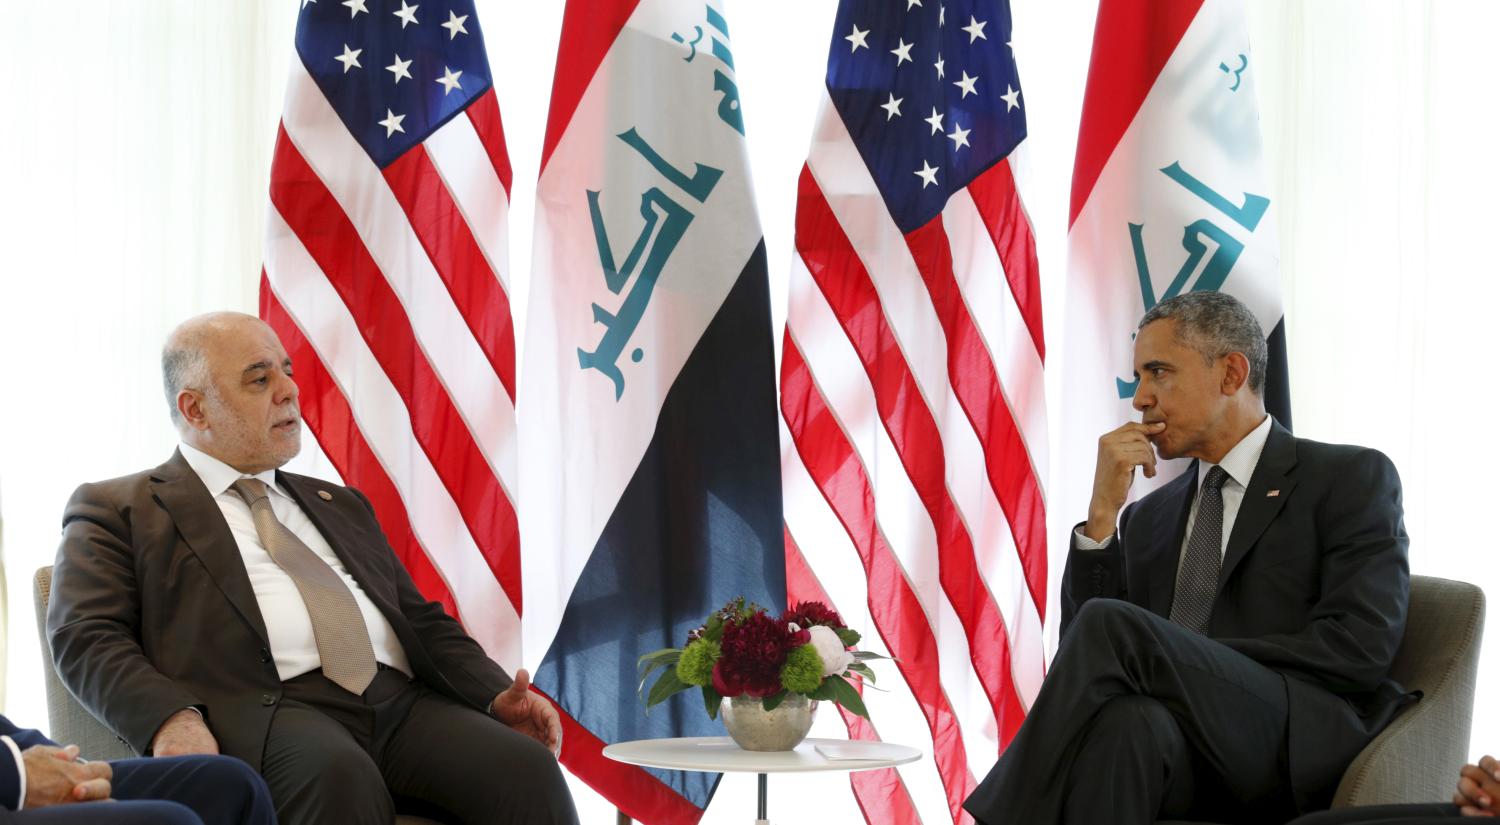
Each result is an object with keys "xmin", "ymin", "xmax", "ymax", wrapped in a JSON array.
[
  {"xmin": 150, "ymin": 709, "xmax": 219, "ymax": 757},
  {"xmin": 22, "ymin": 744, "xmax": 112, "ymax": 808}
]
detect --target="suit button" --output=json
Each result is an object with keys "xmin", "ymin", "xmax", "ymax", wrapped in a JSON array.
[
  {"xmin": 261, "ymin": 693, "xmax": 277, "ymax": 706},
  {"xmin": 258, "ymin": 648, "xmax": 272, "ymax": 663}
]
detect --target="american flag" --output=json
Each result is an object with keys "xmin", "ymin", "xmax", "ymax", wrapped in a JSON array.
[
  {"xmin": 259, "ymin": 0, "xmax": 521, "ymax": 669},
  {"xmin": 779, "ymin": 1, "xmax": 1047, "ymax": 822}
]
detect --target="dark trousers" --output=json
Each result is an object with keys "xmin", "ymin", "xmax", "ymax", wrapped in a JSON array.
[
  {"xmin": 1288, "ymin": 804, "xmax": 1460, "ymax": 824},
  {"xmin": 964, "ymin": 599, "xmax": 1297, "ymax": 825},
  {"xmin": 0, "ymin": 754, "xmax": 274, "ymax": 825},
  {"xmin": 263, "ymin": 667, "xmax": 577, "ymax": 825}
]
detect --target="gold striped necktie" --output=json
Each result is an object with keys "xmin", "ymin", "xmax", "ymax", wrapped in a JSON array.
[{"xmin": 230, "ymin": 478, "xmax": 378, "ymax": 695}]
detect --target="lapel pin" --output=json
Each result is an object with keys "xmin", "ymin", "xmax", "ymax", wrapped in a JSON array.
[
  {"xmin": 317, "ymin": 490, "xmax": 333, "ymax": 501},
  {"xmin": 1266, "ymin": 490, "xmax": 1280, "ymax": 497}
]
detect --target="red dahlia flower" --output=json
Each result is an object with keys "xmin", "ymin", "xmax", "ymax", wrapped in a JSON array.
[
  {"xmin": 714, "ymin": 610, "xmax": 795, "ymax": 697},
  {"xmin": 783, "ymin": 601, "xmax": 845, "ymax": 630}
]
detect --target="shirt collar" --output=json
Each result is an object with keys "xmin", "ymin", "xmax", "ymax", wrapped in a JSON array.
[
  {"xmin": 1197, "ymin": 414, "xmax": 1273, "ymax": 493},
  {"xmin": 179, "ymin": 442, "xmax": 284, "ymax": 500}
]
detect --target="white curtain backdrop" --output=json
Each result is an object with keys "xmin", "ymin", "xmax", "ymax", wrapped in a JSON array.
[
  {"xmin": 1249, "ymin": 0, "xmax": 1500, "ymax": 774},
  {"xmin": 0, "ymin": 1, "xmax": 1493, "ymax": 821}
]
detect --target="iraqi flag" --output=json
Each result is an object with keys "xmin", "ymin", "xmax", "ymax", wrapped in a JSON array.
[
  {"xmin": 518, "ymin": 1, "xmax": 784, "ymax": 822},
  {"xmin": 1058, "ymin": 0, "xmax": 1290, "ymax": 523}
]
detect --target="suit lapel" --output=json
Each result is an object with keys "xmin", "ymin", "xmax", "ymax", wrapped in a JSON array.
[
  {"xmin": 1218, "ymin": 421, "xmax": 1299, "ymax": 591},
  {"xmin": 277, "ymin": 472, "xmax": 397, "ymax": 607},
  {"xmin": 1145, "ymin": 465, "xmax": 1198, "ymax": 617},
  {"xmin": 150, "ymin": 450, "xmax": 271, "ymax": 645}
]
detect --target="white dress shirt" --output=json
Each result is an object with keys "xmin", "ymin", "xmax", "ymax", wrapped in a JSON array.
[
  {"xmin": 1075, "ymin": 415, "xmax": 1274, "ymax": 570},
  {"xmin": 179, "ymin": 443, "xmax": 411, "ymax": 681}
]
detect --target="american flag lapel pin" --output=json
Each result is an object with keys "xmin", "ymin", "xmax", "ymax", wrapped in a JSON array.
[{"xmin": 1266, "ymin": 490, "xmax": 1280, "ymax": 497}]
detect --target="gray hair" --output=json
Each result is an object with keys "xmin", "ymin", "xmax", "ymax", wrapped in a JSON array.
[
  {"xmin": 161, "ymin": 334, "xmax": 211, "ymax": 427},
  {"xmin": 1139, "ymin": 292, "xmax": 1267, "ymax": 395},
  {"xmin": 161, "ymin": 322, "xmax": 219, "ymax": 429}
]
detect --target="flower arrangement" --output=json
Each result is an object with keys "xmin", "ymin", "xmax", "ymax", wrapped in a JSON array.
[{"xmin": 639, "ymin": 598, "xmax": 886, "ymax": 719}]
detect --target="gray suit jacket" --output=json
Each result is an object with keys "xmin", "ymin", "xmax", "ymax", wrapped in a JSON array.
[{"xmin": 47, "ymin": 449, "xmax": 511, "ymax": 769}]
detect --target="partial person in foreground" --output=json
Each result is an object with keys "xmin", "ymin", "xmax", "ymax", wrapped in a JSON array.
[
  {"xmin": 1287, "ymin": 753, "xmax": 1500, "ymax": 822},
  {"xmin": 0, "ymin": 713, "xmax": 273, "ymax": 825},
  {"xmin": 47, "ymin": 312, "xmax": 578, "ymax": 825},
  {"xmin": 964, "ymin": 292, "xmax": 1413, "ymax": 825}
]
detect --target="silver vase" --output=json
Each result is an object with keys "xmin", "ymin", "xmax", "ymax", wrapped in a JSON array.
[{"xmin": 720, "ymin": 693, "xmax": 818, "ymax": 751}]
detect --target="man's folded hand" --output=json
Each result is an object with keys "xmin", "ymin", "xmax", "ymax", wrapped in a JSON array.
[
  {"xmin": 1454, "ymin": 754, "xmax": 1500, "ymax": 817},
  {"xmin": 22, "ymin": 744, "xmax": 112, "ymax": 808}
]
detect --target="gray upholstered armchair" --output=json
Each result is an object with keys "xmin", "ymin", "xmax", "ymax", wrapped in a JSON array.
[
  {"xmin": 1156, "ymin": 573, "xmax": 1486, "ymax": 825},
  {"xmin": 1329, "ymin": 574, "xmax": 1486, "ymax": 807},
  {"xmin": 33, "ymin": 566, "xmax": 132, "ymax": 761}
]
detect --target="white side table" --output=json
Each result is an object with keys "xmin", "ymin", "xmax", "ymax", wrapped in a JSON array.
[{"xmin": 603, "ymin": 736, "xmax": 922, "ymax": 824}]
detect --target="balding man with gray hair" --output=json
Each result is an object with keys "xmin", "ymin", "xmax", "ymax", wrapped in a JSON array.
[
  {"xmin": 49, "ymin": 312, "xmax": 578, "ymax": 825},
  {"xmin": 966, "ymin": 292, "xmax": 1413, "ymax": 825}
]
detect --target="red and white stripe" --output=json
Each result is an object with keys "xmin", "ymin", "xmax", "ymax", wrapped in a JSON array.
[
  {"xmin": 260, "ymin": 58, "xmax": 522, "ymax": 669},
  {"xmin": 782, "ymin": 89, "xmax": 1049, "ymax": 824}
]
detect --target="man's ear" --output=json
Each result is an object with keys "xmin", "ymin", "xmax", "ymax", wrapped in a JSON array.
[
  {"xmin": 1221, "ymin": 352, "xmax": 1251, "ymax": 396},
  {"xmin": 177, "ymin": 389, "xmax": 210, "ymax": 432}
]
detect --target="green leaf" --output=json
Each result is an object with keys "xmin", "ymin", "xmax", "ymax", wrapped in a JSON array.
[
  {"xmin": 636, "ymin": 650, "xmax": 682, "ymax": 696},
  {"xmin": 637, "ymin": 650, "xmax": 680, "ymax": 678},
  {"xmin": 646, "ymin": 668, "xmax": 690, "ymax": 708},
  {"xmin": 851, "ymin": 650, "xmax": 891, "ymax": 662},
  {"xmin": 705, "ymin": 613, "xmax": 725, "ymax": 643},
  {"xmin": 835, "ymin": 627, "xmax": 862, "ymax": 647},
  {"xmin": 638, "ymin": 648, "xmax": 681, "ymax": 666},
  {"xmin": 702, "ymin": 685, "xmax": 722, "ymax": 720},
  {"xmin": 825, "ymin": 676, "xmax": 871, "ymax": 719},
  {"xmin": 641, "ymin": 650, "xmax": 681, "ymax": 670},
  {"xmin": 637, "ymin": 665, "xmax": 666, "ymax": 696},
  {"xmin": 847, "ymin": 662, "xmax": 877, "ymax": 683},
  {"xmin": 809, "ymin": 678, "xmax": 840, "ymax": 702},
  {"xmin": 762, "ymin": 691, "xmax": 788, "ymax": 711}
]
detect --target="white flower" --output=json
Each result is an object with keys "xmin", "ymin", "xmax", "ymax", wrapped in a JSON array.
[{"xmin": 807, "ymin": 625, "xmax": 854, "ymax": 677}]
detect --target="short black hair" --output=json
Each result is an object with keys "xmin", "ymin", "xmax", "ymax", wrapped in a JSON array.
[{"xmin": 1139, "ymin": 292, "xmax": 1267, "ymax": 395}]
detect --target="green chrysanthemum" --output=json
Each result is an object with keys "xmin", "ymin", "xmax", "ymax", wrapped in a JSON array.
[
  {"xmin": 676, "ymin": 638, "xmax": 721, "ymax": 687},
  {"xmin": 779, "ymin": 644, "xmax": 825, "ymax": 694}
]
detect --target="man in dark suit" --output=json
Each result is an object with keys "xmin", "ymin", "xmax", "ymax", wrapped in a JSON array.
[
  {"xmin": 48, "ymin": 312, "xmax": 578, "ymax": 825},
  {"xmin": 0, "ymin": 714, "xmax": 273, "ymax": 824},
  {"xmin": 964, "ymin": 292, "xmax": 1411, "ymax": 825}
]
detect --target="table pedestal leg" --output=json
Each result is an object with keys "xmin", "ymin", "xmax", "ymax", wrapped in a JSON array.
[{"xmin": 755, "ymin": 772, "xmax": 769, "ymax": 825}]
